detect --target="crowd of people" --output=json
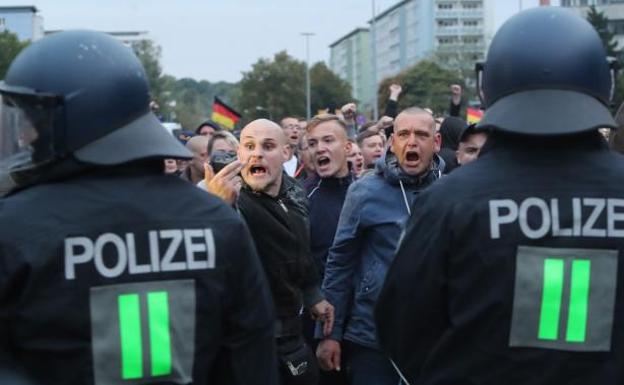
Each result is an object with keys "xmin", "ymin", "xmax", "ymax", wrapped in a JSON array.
[{"xmin": 1, "ymin": 6, "xmax": 623, "ymax": 385}]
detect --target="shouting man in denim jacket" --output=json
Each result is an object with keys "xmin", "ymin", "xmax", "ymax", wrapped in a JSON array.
[{"xmin": 316, "ymin": 108, "xmax": 443, "ymax": 385}]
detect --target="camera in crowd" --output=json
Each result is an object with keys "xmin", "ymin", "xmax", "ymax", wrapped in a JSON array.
[{"xmin": 210, "ymin": 150, "xmax": 237, "ymax": 173}]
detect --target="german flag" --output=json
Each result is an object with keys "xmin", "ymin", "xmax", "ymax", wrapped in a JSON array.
[
  {"xmin": 211, "ymin": 97, "xmax": 241, "ymax": 130},
  {"xmin": 466, "ymin": 107, "xmax": 484, "ymax": 124}
]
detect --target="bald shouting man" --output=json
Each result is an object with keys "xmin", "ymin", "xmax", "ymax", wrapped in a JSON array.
[{"xmin": 208, "ymin": 119, "xmax": 334, "ymax": 385}]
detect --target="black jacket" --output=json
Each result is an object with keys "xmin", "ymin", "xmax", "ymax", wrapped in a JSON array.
[
  {"xmin": 238, "ymin": 174, "xmax": 322, "ymax": 321},
  {"xmin": 305, "ymin": 173, "xmax": 355, "ymax": 278},
  {"xmin": 0, "ymin": 164, "xmax": 277, "ymax": 385},
  {"xmin": 376, "ymin": 132, "xmax": 624, "ymax": 384}
]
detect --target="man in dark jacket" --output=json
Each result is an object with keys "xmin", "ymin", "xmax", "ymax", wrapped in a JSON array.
[
  {"xmin": 376, "ymin": 8, "xmax": 623, "ymax": 385},
  {"xmin": 304, "ymin": 115, "xmax": 355, "ymax": 278},
  {"xmin": 316, "ymin": 108, "xmax": 443, "ymax": 385},
  {"xmin": 235, "ymin": 119, "xmax": 335, "ymax": 385},
  {"xmin": 304, "ymin": 114, "xmax": 355, "ymax": 385},
  {"xmin": 0, "ymin": 30, "xmax": 277, "ymax": 385}
]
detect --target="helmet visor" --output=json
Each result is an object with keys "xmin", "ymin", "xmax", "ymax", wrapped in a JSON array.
[{"xmin": 0, "ymin": 93, "xmax": 57, "ymax": 178}]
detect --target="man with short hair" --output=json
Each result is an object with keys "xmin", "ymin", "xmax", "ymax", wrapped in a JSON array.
[
  {"xmin": 304, "ymin": 115, "xmax": 355, "ymax": 385},
  {"xmin": 376, "ymin": 8, "xmax": 624, "ymax": 385},
  {"xmin": 316, "ymin": 108, "xmax": 443, "ymax": 385},
  {"xmin": 182, "ymin": 135, "xmax": 209, "ymax": 185},
  {"xmin": 210, "ymin": 119, "xmax": 335, "ymax": 385},
  {"xmin": 356, "ymin": 130, "xmax": 384, "ymax": 170},
  {"xmin": 281, "ymin": 117, "xmax": 301, "ymax": 177},
  {"xmin": 305, "ymin": 115, "xmax": 354, "ymax": 283}
]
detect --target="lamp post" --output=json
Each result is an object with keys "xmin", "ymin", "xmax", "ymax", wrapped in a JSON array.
[
  {"xmin": 301, "ymin": 32, "xmax": 315, "ymax": 121},
  {"xmin": 371, "ymin": 0, "xmax": 379, "ymax": 120}
]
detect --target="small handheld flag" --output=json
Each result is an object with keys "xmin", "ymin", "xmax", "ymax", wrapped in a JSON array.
[
  {"xmin": 211, "ymin": 97, "xmax": 241, "ymax": 130},
  {"xmin": 467, "ymin": 107, "xmax": 484, "ymax": 124}
]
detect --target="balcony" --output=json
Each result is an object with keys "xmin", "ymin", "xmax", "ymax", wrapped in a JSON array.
[
  {"xmin": 436, "ymin": 27, "xmax": 483, "ymax": 36},
  {"xmin": 436, "ymin": 9, "xmax": 483, "ymax": 19},
  {"xmin": 436, "ymin": 43, "xmax": 486, "ymax": 53}
]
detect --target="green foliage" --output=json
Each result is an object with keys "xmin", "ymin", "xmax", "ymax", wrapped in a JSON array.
[
  {"xmin": 130, "ymin": 40, "xmax": 238, "ymax": 130},
  {"xmin": 378, "ymin": 60, "xmax": 463, "ymax": 116},
  {"xmin": 166, "ymin": 78, "xmax": 239, "ymax": 131},
  {"xmin": 310, "ymin": 61, "xmax": 352, "ymax": 114},
  {"xmin": 0, "ymin": 31, "xmax": 29, "ymax": 79},
  {"xmin": 238, "ymin": 51, "xmax": 307, "ymax": 122},
  {"xmin": 131, "ymin": 40, "xmax": 164, "ymax": 101},
  {"xmin": 586, "ymin": 5, "xmax": 619, "ymax": 56},
  {"xmin": 238, "ymin": 51, "xmax": 353, "ymax": 124}
]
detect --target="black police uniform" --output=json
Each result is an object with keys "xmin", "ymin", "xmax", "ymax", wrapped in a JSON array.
[
  {"xmin": 0, "ymin": 30, "xmax": 278, "ymax": 385},
  {"xmin": 0, "ymin": 164, "xmax": 278, "ymax": 385},
  {"xmin": 375, "ymin": 7, "xmax": 622, "ymax": 385},
  {"xmin": 377, "ymin": 132, "xmax": 624, "ymax": 384}
]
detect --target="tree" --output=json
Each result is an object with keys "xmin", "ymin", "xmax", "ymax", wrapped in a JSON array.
[
  {"xmin": 378, "ymin": 60, "xmax": 463, "ymax": 116},
  {"xmin": 586, "ymin": 5, "xmax": 619, "ymax": 56},
  {"xmin": 0, "ymin": 31, "xmax": 29, "ymax": 79},
  {"xmin": 131, "ymin": 40, "xmax": 166, "ymax": 103},
  {"xmin": 310, "ymin": 62, "xmax": 352, "ymax": 114},
  {"xmin": 238, "ymin": 51, "xmax": 307, "ymax": 122}
]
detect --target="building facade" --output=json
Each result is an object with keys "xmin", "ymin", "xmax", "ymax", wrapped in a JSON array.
[
  {"xmin": 329, "ymin": 28, "xmax": 373, "ymax": 109},
  {"xmin": 561, "ymin": 0, "xmax": 624, "ymax": 52},
  {"xmin": 371, "ymin": 0, "xmax": 436, "ymax": 83},
  {"xmin": 328, "ymin": 0, "xmax": 495, "ymax": 111},
  {"xmin": 434, "ymin": 0, "xmax": 490, "ymax": 65},
  {"xmin": 0, "ymin": 6, "xmax": 44, "ymax": 41}
]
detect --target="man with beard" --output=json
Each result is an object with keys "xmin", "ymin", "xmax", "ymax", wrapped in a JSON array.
[
  {"xmin": 210, "ymin": 118, "xmax": 335, "ymax": 385},
  {"xmin": 316, "ymin": 108, "xmax": 443, "ymax": 385}
]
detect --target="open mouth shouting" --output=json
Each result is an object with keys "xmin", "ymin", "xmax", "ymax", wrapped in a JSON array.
[
  {"xmin": 249, "ymin": 164, "xmax": 268, "ymax": 176},
  {"xmin": 405, "ymin": 151, "xmax": 420, "ymax": 163},
  {"xmin": 317, "ymin": 155, "xmax": 331, "ymax": 168}
]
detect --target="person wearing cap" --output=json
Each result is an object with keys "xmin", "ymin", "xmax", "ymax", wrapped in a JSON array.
[
  {"xmin": 375, "ymin": 7, "xmax": 622, "ymax": 385},
  {"xmin": 0, "ymin": 30, "xmax": 278, "ymax": 385},
  {"xmin": 455, "ymin": 124, "xmax": 488, "ymax": 167},
  {"xmin": 437, "ymin": 116, "xmax": 466, "ymax": 174},
  {"xmin": 195, "ymin": 119, "xmax": 222, "ymax": 138}
]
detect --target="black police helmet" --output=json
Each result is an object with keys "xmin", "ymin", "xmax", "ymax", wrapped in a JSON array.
[
  {"xmin": 0, "ymin": 30, "xmax": 191, "ymax": 168},
  {"xmin": 477, "ymin": 7, "xmax": 617, "ymax": 136}
]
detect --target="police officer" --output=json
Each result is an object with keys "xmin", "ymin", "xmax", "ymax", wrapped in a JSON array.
[
  {"xmin": 0, "ymin": 30, "xmax": 278, "ymax": 385},
  {"xmin": 375, "ymin": 7, "xmax": 622, "ymax": 385}
]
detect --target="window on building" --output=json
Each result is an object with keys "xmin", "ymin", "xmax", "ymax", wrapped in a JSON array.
[
  {"xmin": 438, "ymin": 3, "xmax": 453, "ymax": 9},
  {"xmin": 610, "ymin": 19, "xmax": 624, "ymax": 34},
  {"xmin": 437, "ymin": 19, "xmax": 458, "ymax": 27},
  {"xmin": 462, "ymin": 2, "xmax": 481, "ymax": 9}
]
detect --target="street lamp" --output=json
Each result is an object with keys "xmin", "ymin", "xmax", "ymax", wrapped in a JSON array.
[
  {"xmin": 301, "ymin": 32, "xmax": 315, "ymax": 121},
  {"xmin": 371, "ymin": 0, "xmax": 379, "ymax": 120}
]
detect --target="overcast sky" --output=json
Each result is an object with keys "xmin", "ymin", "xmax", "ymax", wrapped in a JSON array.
[{"xmin": 8, "ymin": 0, "xmax": 555, "ymax": 83}]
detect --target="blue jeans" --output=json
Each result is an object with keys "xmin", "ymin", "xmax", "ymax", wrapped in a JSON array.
[{"xmin": 344, "ymin": 341, "xmax": 401, "ymax": 385}]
